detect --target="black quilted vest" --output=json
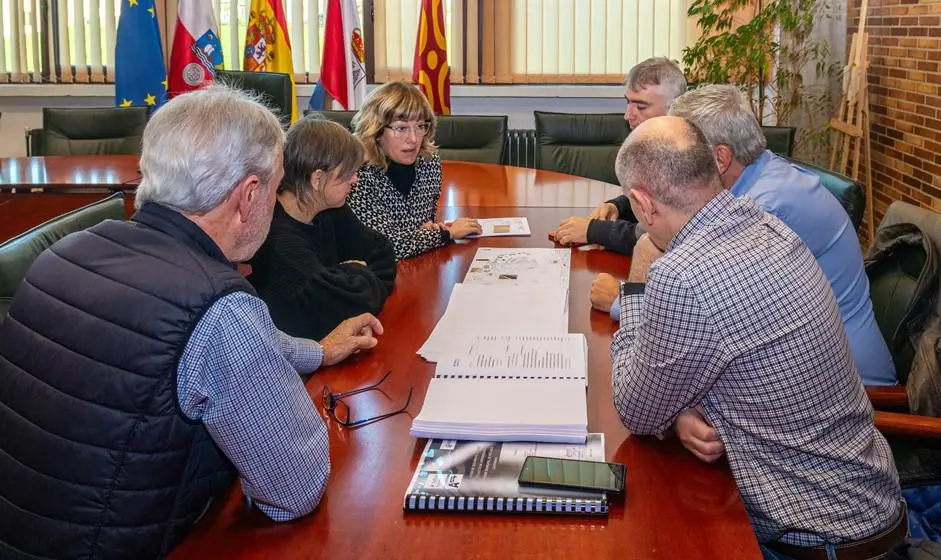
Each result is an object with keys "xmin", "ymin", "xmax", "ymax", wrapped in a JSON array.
[{"xmin": 0, "ymin": 202, "xmax": 254, "ymax": 559}]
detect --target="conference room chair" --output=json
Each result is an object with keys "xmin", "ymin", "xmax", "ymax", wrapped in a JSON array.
[
  {"xmin": 761, "ymin": 126, "xmax": 796, "ymax": 157},
  {"xmin": 0, "ymin": 192, "xmax": 125, "ymax": 321},
  {"xmin": 786, "ymin": 157, "xmax": 865, "ymax": 230},
  {"xmin": 865, "ymin": 201, "xmax": 941, "ymax": 489},
  {"xmin": 216, "ymin": 70, "xmax": 293, "ymax": 127},
  {"xmin": 435, "ymin": 115, "xmax": 507, "ymax": 164},
  {"xmin": 533, "ymin": 111, "xmax": 629, "ymax": 186},
  {"xmin": 306, "ymin": 110, "xmax": 357, "ymax": 131},
  {"xmin": 25, "ymin": 107, "xmax": 149, "ymax": 156}
]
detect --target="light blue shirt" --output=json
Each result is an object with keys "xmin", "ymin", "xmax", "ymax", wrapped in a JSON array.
[
  {"xmin": 611, "ymin": 151, "xmax": 896, "ymax": 386},
  {"xmin": 176, "ymin": 291, "xmax": 331, "ymax": 521}
]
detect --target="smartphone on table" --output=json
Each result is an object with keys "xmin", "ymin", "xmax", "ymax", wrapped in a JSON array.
[{"xmin": 518, "ymin": 455, "xmax": 626, "ymax": 495}]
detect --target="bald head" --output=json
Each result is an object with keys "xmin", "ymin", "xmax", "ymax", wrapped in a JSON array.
[{"xmin": 615, "ymin": 116, "xmax": 722, "ymax": 212}]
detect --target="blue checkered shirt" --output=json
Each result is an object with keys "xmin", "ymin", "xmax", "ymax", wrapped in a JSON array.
[
  {"xmin": 176, "ymin": 291, "xmax": 330, "ymax": 521},
  {"xmin": 611, "ymin": 190, "xmax": 901, "ymax": 545}
]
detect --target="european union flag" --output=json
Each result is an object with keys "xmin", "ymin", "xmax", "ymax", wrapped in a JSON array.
[{"xmin": 114, "ymin": 0, "xmax": 168, "ymax": 111}]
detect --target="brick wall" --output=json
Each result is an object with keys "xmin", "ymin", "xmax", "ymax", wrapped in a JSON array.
[{"xmin": 848, "ymin": 1, "xmax": 941, "ymax": 238}]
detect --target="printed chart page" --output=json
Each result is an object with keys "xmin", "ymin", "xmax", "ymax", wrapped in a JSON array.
[
  {"xmin": 436, "ymin": 334, "xmax": 587, "ymax": 382},
  {"xmin": 463, "ymin": 247, "xmax": 571, "ymax": 290}
]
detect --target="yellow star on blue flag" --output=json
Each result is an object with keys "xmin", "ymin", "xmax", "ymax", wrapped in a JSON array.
[{"xmin": 114, "ymin": 0, "xmax": 167, "ymax": 112}]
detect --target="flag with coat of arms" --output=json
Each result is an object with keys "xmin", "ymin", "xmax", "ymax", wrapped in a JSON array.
[
  {"xmin": 114, "ymin": 0, "xmax": 168, "ymax": 110},
  {"xmin": 243, "ymin": 0, "xmax": 298, "ymax": 122},
  {"xmin": 168, "ymin": 0, "xmax": 224, "ymax": 97},
  {"xmin": 308, "ymin": 0, "xmax": 366, "ymax": 112}
]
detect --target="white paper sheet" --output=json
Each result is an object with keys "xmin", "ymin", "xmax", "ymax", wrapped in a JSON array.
[
  {"xmin": 466, "ymin": 217, "xmax": 532, "ymax": 237},
  {"xmin": 418, "ymin": 284, "xmax": 569, "ymax": 362},
  {"xmin": 463, "ymin": 247, "xmax": 571, "ymax": 290}
]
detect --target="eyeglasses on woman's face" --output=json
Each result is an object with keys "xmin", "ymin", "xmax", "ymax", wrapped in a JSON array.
[{"xmin": 384, "ymin": 121, "xmax": 431, "ymax": 139}]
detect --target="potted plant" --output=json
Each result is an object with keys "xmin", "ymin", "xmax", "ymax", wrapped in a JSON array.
[{"xmin": 682, "ymin": 0, "xmax": 842, "ymax": 161}]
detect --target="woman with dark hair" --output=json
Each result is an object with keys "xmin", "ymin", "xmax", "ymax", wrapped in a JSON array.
[
  {"xmin": 348, "ymin": 80, "xmax": 481, "ymax": 260},
  {"xmin": 249, "ymin": 116, "xmax": 396, "ymax": 340}
]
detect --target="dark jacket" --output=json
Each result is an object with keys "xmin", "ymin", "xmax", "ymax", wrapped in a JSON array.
[
  {"xmin": 586, "ymin": 194, "xmax": 639, "ymax": 255},
  {"xmin": 866, "ymin": 222, "xmax": 941, "ymax": 414},
  {"xmin": 0, "ymin": 202, "xmax": 250, "ymax": 559},
  {"xmin": 249, "ymin": 201, "xmax": 396, "ymax": 340}
]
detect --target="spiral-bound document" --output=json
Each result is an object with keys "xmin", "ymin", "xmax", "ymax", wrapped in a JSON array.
[
  {"xmin": 403, "ymin": 434, "xmax": 608, "ymax": 515},
  {"xmin": 411, "ymin": 334, "xmax": 588, "ymax": 443}
]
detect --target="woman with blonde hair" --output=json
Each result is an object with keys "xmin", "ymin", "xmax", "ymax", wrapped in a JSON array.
[
  {"xmin": 249, "ymin": 116, "xmax": 396, "ymax": 340},
  {"xmin": 348, "ymin": 80, "xmax": 481, "ymax": 260}
]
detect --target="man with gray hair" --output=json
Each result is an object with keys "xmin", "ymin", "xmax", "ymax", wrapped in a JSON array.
[
  {"xmin": 554, "ymin": 57, "xmax": 686, "ymax": 258},
  {"xmin": 611, "ymin": 115, "xmax": 905, "ymax": 558},
  {"xmin": 0, "ymin": 86, "xmax": 382, "ymax": 559},
  {"xmin": 670, "ymin": 85, "xmax": 894, "ymax": 386}
]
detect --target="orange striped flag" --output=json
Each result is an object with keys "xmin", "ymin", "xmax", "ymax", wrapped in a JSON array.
[{"xmin": 412, "ymin": 0, "xmax": 450, "ymax": 114}]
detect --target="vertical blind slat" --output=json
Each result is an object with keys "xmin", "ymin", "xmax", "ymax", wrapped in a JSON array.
[
  {"xmin": 0, "ymin": 0, "xmax": 10, "ymax": 78},
  {"xmin": 540, "ymin": 0, "xmax": 557, "ymax": 77},
  {"xmin": 622, "ymin": 0, "xmax": 637, "ymax": 76},
  {"xmin": 305, "ymin": 0, "xmax": 318, "ymax": 82},
  {"xmin": 72, "ymin": 0, "xmax": 87, "ymax": 80},
  {"xmin": 227, "ymin": 0, "xmax": 239, "ymax": 70},
  {"xmin": 636, "ymin": 0, "xmax": 653, "ymax": 62},
  {"xmin": 588, "ymin": 0, "xmax": 605, "ymax": 76},
  {"xmin": 557, "ymin": 0, "xmax": 574, "ymax": 75},
  {"xmin": 374, "ymin": 0, "xmax": 389, "ymax": 82},
  {"xmin": 12, "ymin": 0, "xmax": 25, "ymax": 80},
  {"xmin": 104, "ymin": 0, "xmax": 117, "ymax": 78},
  {"xmin": 29, "ymin": 0, "xmax": 41, "ymax": 81},
  {"xmin": 56, "ymin": 0, "xmax": 72, "ymax": 80},
  {"xmin": 605, "ymin": 0, "xmax": 621, "ymax": 75},
  {"xmin": 89, "ymin": 0, "xmax": 103, "ymax": 80},
  {"xmin": 289, "ymin": 0, "xmax": 303, "ymax": 76}
]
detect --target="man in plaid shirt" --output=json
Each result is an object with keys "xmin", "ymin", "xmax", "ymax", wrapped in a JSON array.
[{"xmin": 611, "ymin": 116, "xmax": 905, "ymax": 559}]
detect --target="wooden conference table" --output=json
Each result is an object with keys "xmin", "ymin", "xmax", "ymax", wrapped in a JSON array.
[{"xmin": 0, "ymin": 158, "xmax": 761, "ymax": 559}]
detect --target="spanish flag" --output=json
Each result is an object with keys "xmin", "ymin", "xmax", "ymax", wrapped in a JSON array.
[
  {"xmin": 412, "ymin": 0, "xmax": 450, "ymax": 115},
  {"xmin": 243, "ymin": 0, "xmax": 297, "ymax": 122}
]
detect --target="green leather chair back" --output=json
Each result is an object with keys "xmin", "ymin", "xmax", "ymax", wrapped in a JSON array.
[
  {"xmin": 786, "ymin": 157, "xmax": 865, "ymax": 230},
  {"xmin": 761, "ymin": 126, "xmax": 796, "ymax": 157},
  {"xmin": 866, "ymin": 201, "xmax": 941, "ymax": 382},
  {"xmin": 0, "ymin": 192, "xmax": 125, "ymax": 319},
  {"xmin": 307, "ymin": 110, "xmax": 357, "ymax": 131},
  {"xmin": 41, "ymin": 107, "xmax": 148, "ymax": 156},
  {"xmin": 534, "ymin": 111, "xmax": 629, "ymax": 185},
  {"xmin": 217, "ymin": 70, "xmax": 293, "ymax": 126},
  {"xmin": 435, "ymin": 115, "xmax": 507, "ymax": 164}
]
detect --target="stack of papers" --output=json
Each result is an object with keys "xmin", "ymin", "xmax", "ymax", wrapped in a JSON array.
[
  {"xmin": 412, "ymin": 248, "xmax": 586, "ymax": 443},
  {"xmin": 411, "ymin": 334, "xmax": 589, "ymax": 443},
  {"xmin": 417, "ymin": 284, "xmax": 569, "ymax": 362}
]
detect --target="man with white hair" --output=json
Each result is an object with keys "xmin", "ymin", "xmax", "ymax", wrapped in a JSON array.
[
  {"xmin": 611, "ymin": 115, "xmax": 905, "ymax": 559},
  {"xmin": 0, "ymin": 86, "xmax": 381, "ymax": 559},
  {"xmin": 554, "ymin": 57, "xmax": 687, "ymax": 255}
]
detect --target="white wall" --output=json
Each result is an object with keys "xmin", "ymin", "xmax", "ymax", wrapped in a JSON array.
[{"xmin": 0, "ymin": 84, "xmax": 627, "ymax": 157}]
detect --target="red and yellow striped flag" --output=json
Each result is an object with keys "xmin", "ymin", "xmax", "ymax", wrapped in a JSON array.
[
  {"xmin": 243, "ymin": 0, "xmax": 298, "ymax": 122},
  {"xmin": 412, "ymin": 0, "xmax": 450, "ymax": 115}
]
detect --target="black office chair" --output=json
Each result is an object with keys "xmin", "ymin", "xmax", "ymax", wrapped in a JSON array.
[
  {"xmin": 785, "ymin": 157, "xmax": 865, "ymax": 230},
  {"xmin": 28, "ymin": 107, "xmax": 149, "ymax": 156},
  {"xmin": 216, "ymin": 70, "xmax": 293, "ymax": 127},
  {"xmin": 435, "ymin": 115, "xmax": 507, "ymax": 164},
  {"xmin": 0, "ymin": 192, "xmax": 125, "ymax": 320},
  {"xmin": 533, "ymin": 111, "xmax": 629, "ymax": 185},
  {"xmin": 306, "ymin": 110, "xmax": 357, "ymax": 131},
  {"xmin": 762, "ymin": 126, "xmax": 796, "ymax": 157}
]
